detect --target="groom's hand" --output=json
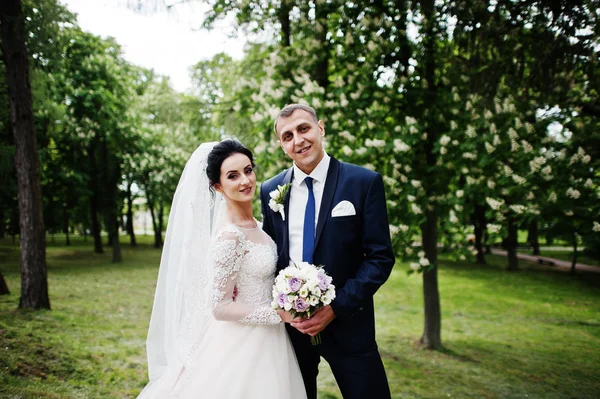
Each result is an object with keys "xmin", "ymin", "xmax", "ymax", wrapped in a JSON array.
[{"xmin": 291, "ymin": 305, "xmax": 336, "ymax": 336}]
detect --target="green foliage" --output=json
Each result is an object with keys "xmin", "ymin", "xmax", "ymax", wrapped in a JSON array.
[{"xmin": 1, "ymin": 239, "xmax": 599, "ymax": 398}]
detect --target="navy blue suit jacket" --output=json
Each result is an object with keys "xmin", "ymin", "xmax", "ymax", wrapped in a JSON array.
[{"xmin": 260, "ymin": 157, "xmax": 395, "ymax": 353}]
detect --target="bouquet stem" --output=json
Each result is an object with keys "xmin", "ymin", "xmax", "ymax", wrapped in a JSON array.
[{"xmin": 310, "ymin": 333, "xmax": 322, "ymax": 346}]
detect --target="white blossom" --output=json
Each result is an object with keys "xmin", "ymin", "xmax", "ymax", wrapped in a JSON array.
[
  {"xmin": 389, "ymin": 225, "xmax": 399, "ymax": 236},
  {"xmin": 466, "ymin": 176, "xmax": 477, "ymax": 185},
  {"xmin": 488, "ymin": 224, "xmax": 502, "ymax": 234},
  {"xmin": 466, "ymin": 125, "xmax": 477, "ymax": 138},
  {"xmin": 393, "ymin": 138, "xmax": 410, "ymax": 153},
  {"xmin": 567, "ymin": 188, "xmax": 581, "ymax": 199},
  {"xmin": 449, "ymin": 210, "xmax": 458, "ymax": 224},
  {"xmin": 485, "ymin": 142, "xmax": 496, "ymax": 154},
  {"xmin": 593, "ymin": 222, "xmax": 600, "ymax": 232},
  {"xmin": 548, "ymin": 192, "xmax": 557, "ymax": 203},
  {"xmin": 419, "ymin": 257, "xmax": 430, "ymax": 267},
  {"xmin": 565, "ymin": 210, "xmax": 574, "ymax": 216},
  {"xmin": 399, "ymin": 224, "xmax": 409, "ymax": 232},
  {"xmin": 508, "ymin": 128, "xmax": 519, "ymax": 140},
  {"xmin": 411, "ymin": 204, "xmax": 422, "ymax": 214},
  {"xmin": 521, "ymin": 140, "xmax": 533, "ymax": 153},
  {"xmin": 584, "ymin": 178, "xmax": 593, "ymax": 188},
  {"xmin": 503, "ymin": 165, "xmax": 513, "ymax": 176},
  {"xmin": 463, "ymin": 152, "xmax": 476, "ymax": 160},
  {"xmin": 411, "ymin": 180, "xmax": 421, "ymax": 188},
  {"xmin": 487, "ymin": 180, "xmax": 496, "ymax": 189},
  {"xmin": 407, "ymin": 195, "xmax": 416, "ymax": 202},
  {"xmin": 440, "ymin": 135, "xmax": 451, "ymax": 146},
  {"xmin": 512, "ymin": 174, "xmax": 526, "ymax": 185},
  {"xmin": 509, "ymin": 205, "xmax": 527, "ymax": 214},
  {"xmin": 486, "ymin": 197, "xmax": 504, "ymax": 211},
  {"xmin": 342, "ymin": 145, "xmax": 353, "ymax": 156},
  {"xmin": 355, "ymin": 147, "xmax": 368, "ymax": 155},
  {"xmin": 339, "ymin": 131, "xmax": 356, "ymax": 142},
  {"xmin": 410, "ymin": 262, "xmax": 420, "ymax": 271},
  {"xmin": 527, "ymin": 192, "xmax": 535, "ymax": 200},
  {"xmin": 365, "ymin": 138, "xmax": 386, "ymax": 148},
  {"xmin": 456, "ymin": 190, "xmax": 464, "ymax": 198}
]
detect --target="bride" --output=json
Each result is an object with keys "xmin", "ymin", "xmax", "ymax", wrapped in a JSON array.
[{"xmin": 138, "ymin": 140, "xmax": 307, "ymax": 399}]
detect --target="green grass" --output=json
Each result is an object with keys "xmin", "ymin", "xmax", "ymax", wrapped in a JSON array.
[{"xmin": 1, "ymin": 236, "xmax": 599, "ymax": 398}]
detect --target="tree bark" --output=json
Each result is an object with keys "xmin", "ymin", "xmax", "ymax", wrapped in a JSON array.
[
  {"xmin": 420, "ymin": 209, "xmax": 441, "ymax": 349},
  {"xmin": 473, "ymin": 204, "xmax": 487, "ymax": 264},
  {"xmin": 418, "ymin": 0, "xmax": 442, "ymax": 350},
  {"xmin": 88, "ymin": 144, "xmax": 103, "ymax": 254},
  {"xmin": 100, "ymin": 136, "xmax": 121, "ymax": 262},
  {"xmin": 528, "ymin": 219, "xmax": 540, "ymax": 255},
  {"xmin": 126, "ymin": 181, "xmax": 136, "ymax": 247},
  {"xmin": 278, "ymin": 0, "xmax": 291, "ymax": 47},
  {"xmin": 570, "ymin": 231, "xmax": 577, "ymax": 274},
  {"xmin": 0, "ymin": 271, "xmax": 9, "ymax": 295},
  {"xmin": 1, "ymin": 0, "xmax": 50, "ymax": 309},
  {"xmin": 147, "ymin": 193, "xmax": 162, "ymax": 248},
  {"xmin": 314, "ymin": 1, "xmax": 330, "ymax": 91},
  {"xmin": 506, "ymin": 215, "xmax": 519, "ymax": 271},
  {"xmin": 63, "ymin": 205, "xmax": 70, "ymax": 246}
]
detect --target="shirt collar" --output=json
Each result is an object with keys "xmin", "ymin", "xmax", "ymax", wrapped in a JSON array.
[{"xmin": 292, "ymin": 152, "xmax": 330, "ymax": 187}]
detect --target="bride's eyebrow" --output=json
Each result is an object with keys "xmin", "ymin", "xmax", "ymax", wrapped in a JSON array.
[{"xmin": 225, "ymin": 164, "xmax": 252, "ymax": 174}]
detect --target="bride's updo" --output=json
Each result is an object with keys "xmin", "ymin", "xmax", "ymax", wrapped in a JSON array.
[{"xmin": 206, "ymin": 139, "xmax": 256, "ymax": 189}]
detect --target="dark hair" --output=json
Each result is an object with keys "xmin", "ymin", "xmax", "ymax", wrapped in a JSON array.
[
  {"xmin": 206, "ymin": 139, "xmax": 255, "ymax": 187},
  {"xmin": 273, "ymin": 103, "xmax": 319, "ymax": 136}
]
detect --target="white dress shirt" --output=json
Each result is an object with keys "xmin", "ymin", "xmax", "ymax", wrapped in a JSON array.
[{"xmin": 288, "ymin": 152, "xmax": 331, "ymax": 265}]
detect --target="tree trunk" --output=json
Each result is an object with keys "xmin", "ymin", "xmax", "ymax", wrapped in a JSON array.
[
  {"xmin": 314, "ymin": 1, "xmax": 330, "ymax": 91},
  {"xmin": 100, "ymin": 136, "xmax": 121, "ymax": 263},
  {"xmin": 1, "ymin": 0, "xmax": 50, "ymax": 309},
  {"xmin": 570, "ymin": 231, "xmax": 577, "ymax": 274},
  {"xmin": 418, "ymin": 0, "xmax": 441, "ymax": 350},
  {"xmin": 473, "ymin": 204, "xmax": 486, "ymax": 264},
  {"xmin": 506, "ymin": 216, "xmax": 519, "ymax": 271},
  {"xmin": 528, "ymin": 219, "xmax": 540, "ymax": 255},
  {"xmin": 126, "ymin": 181, "xmax": 136, "ymax": 247},
  {"xmin": 0, "ymin": 204, "xmax": 5, "ymax": 239},
  {"xmin": 0, "ymin": 271, "xmax": 9, "ymax": 295},
  {"xmin": 63, "ymin": 205, "xmax": 70, "ymax": 246},
  {"xmin": 278, "ymin": 0, "xmax": 291, "ymax": 47},
  {"xmin": 147, "ymin": 193, "xmax": 162, "ymax": 248},
  {"xmin": 420, "ymin": 210, "xmax": 441, "ymax": 349},
  {"xmin": 157, "ymin": 202, "xmax": 164, "ymax": 247},
  {"xmin": 88, "ymin": 144, "xmax": 103, "ymax": 254}
]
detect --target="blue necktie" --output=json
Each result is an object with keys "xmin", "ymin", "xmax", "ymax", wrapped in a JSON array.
[{"xmin": 302, "ymin": 177, "xmax": 315, "ymax": 263}]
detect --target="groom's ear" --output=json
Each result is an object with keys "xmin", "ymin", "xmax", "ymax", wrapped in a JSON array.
[{"xmin": 318, "ymin": 120, "xmax": 325, "ymax": 136}]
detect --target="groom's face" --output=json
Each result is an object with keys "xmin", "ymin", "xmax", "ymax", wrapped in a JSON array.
[{"xmin": 276, "ymin": 109, "xmax": 325, "ymax": 175}]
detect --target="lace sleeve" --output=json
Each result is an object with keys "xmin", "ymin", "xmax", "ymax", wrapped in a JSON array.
[{"xmin": 211, "ymin": 230, "xmax": 281, "ymax": 325}]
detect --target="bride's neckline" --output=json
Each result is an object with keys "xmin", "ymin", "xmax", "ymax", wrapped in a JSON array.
[{"xmin": 231, "ymin": 220, "xmax": 258, "ymax": 231}]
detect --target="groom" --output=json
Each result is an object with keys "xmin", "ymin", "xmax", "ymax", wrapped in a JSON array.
[{"xmin": 260, "ymin": 103, "xmax": 395, "ymax": 399}]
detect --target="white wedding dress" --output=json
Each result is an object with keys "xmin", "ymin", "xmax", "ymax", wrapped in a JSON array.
[{"xmin": 139, "ymin": 223, "xmax": 306, "ymax": 399}]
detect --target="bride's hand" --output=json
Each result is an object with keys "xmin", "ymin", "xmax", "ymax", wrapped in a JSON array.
[{"xmin": 277, "ymin": 310, "xmax": 299, "ymax": 324}]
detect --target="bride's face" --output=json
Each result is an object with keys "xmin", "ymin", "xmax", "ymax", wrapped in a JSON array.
[{"xmin": 214, "ymin": 152, "xmax": 256, "ymax": 203}]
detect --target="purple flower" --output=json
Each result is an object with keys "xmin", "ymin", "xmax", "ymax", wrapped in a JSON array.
[
  {"xmin": 317, "ymin": 272, "xmax": 331, "ymax": 290},
  {"xmin": 294, "ymin": 297, "xmax": 309, "ymax": 312},
  {"xmin": 288, "ymin": 277, "xmax": 303, "ymax": 292},
  {"xmin": 277, "ymin": 293, "xmax": 288, "ymax": 308}
]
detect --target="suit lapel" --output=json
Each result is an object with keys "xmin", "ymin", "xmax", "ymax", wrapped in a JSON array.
[
  {"xmin": 314, "ymin": 158, "xmax": 340, "ymax": 249},
  {"xmin": 281, "ymin": 168, "xmax": 293, "ymax": 263}
]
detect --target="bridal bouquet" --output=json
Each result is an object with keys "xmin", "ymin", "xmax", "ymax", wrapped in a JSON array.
[{"xmin": 272, "ymin": 262, "xmax": 336, "ymax": 345}]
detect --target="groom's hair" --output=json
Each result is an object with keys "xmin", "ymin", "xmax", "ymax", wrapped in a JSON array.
[{"xmin": 273, "ymin": 104, "xmax": 319, "ymax": 136}]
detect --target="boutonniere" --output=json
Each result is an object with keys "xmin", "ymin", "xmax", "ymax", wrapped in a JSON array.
[{"xmin": 268, "ymin": 183, "xmax": 291, "ymax": 221}]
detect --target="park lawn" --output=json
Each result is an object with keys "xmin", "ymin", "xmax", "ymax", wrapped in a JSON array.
[{"xmin": 1, "ymin": 237, "xmax": 599, "ymax": 398}]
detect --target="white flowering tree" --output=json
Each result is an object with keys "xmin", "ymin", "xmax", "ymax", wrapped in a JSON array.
[{"xmin": 133, "ymin": 0, "xmax": 599, "ymax": 349}]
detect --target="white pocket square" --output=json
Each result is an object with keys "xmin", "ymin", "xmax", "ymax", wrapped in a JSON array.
[{"xmin": 331, "ymin": 200, "xmax": 356, "ymax": 217}]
